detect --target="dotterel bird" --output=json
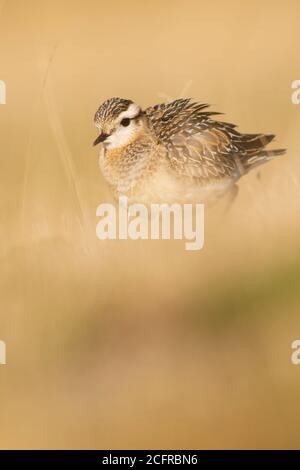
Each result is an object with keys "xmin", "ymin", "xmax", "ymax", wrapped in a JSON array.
[{"xmin": 93, "ymin": 98, "xmax": 285, "ymax": 204}]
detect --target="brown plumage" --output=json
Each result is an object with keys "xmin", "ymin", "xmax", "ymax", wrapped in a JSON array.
[{"xmin": 93, "ymin": 98, "xmax": 285, "ymax": 203}]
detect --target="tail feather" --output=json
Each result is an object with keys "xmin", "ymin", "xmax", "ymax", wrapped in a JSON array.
[
  {"xmin": 238, "ymin": 133, "xmax": 275, "ymax": 152},
  {"xmin": 234, "ymin": 129, "xmax": 285, "ymax": 173},
  {"xmin": 243, "ymin": 147, "xmax": 286, "ymax": 172}
]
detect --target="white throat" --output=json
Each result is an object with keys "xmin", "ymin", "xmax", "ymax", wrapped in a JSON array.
[{"xmin": 104, "ymin": 125, "xmax": 136, "ymax": 150}]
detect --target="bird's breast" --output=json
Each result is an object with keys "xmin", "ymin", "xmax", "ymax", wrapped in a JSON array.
[{"xmin": 99, "ymin": 141, "xmax": 157, "ymax": 196}]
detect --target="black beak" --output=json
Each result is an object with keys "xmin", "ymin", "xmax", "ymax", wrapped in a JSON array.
[{"xmin": 93, "ymin": 133, "xmax": 109, "ymax": 146}]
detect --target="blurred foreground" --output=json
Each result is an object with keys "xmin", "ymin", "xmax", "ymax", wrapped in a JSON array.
[{"xmin": 0, "ymin": 0, "xmax": 300, "ymax": 449}]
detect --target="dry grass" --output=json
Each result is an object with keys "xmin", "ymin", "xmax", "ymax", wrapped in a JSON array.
[{"xmin": 0, "ymin": 0, "xmax": 300, "ymax": 449}]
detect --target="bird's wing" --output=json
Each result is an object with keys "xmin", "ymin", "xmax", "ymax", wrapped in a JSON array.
[{"xmin": 145, "ymin": 99, "xmax": 273, "ymax": 182}]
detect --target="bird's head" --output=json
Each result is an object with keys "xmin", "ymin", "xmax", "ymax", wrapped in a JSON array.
[{"xmin": 93, "ymin": 98, "xmax": 146, "ymax": 150}]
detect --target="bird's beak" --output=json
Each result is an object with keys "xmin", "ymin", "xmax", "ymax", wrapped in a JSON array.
[{"xmin": 93, "ymin": 133, "xmax": 109, "ymax": 146}]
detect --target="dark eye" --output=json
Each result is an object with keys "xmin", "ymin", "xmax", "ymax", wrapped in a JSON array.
[{"xmin": 120, "ymin": 118, "xmax": 130, "ymax": 127}]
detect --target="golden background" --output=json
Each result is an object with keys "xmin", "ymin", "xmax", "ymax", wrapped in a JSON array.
[{"xmin": 0, "ymin": 0, "xmax": 300, "ymax": 449}]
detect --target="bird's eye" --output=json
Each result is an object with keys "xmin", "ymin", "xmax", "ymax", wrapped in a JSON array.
[{"xmin": 120, "ymin": 118, "xmax": 130, "ymax": 127}]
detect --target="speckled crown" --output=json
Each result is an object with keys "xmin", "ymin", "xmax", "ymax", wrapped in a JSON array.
[{"xmin": 94, "ymin": 98, "xmax": 133, "ymax": 125}]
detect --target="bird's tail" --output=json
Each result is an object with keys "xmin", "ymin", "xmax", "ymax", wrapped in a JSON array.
[{"xmin": 239, "ymin": 133, "xmax": 286, "ymax": 173}]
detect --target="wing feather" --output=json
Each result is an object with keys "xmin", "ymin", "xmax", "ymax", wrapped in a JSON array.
[
  {"xmin": 145, "ymin": 99, "xmax": 282, "ymax": 182},
  {"xmin": 145, "ymin": 99, "xmax": 238, "ymax": 182}
]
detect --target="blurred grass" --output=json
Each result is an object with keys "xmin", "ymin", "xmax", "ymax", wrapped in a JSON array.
[
  {"xmin": 0, "ymin": 0, "xmax": 300, "ymax": 450},
  {"xmin": 187, "ymin": 254, "xmax": 300, "ymax": 331}
]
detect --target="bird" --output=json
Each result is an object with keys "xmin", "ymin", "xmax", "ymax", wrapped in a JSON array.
[{"xmin": 93, "ymin": 97, "xmax": 285, "ymax": 204}]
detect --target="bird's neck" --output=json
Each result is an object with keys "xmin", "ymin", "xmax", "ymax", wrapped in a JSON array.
[{"xmin": 101, "ymin": 133, "xmax": 156, "ymax": 196}]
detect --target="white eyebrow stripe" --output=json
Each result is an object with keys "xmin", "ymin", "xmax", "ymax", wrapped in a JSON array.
[{"xmin": 118, "ymin": 103, "xmax": 141, "ymax": 121}]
